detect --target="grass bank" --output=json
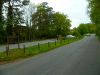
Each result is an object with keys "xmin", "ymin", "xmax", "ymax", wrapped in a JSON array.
[{"xmin": 0, "ymin": 37, "xmax": 82, "ymax": 64}]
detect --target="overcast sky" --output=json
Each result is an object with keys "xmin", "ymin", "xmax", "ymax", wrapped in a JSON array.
[{"xmin": 30, "ymin": 0, "xmax": 90, "ymax": 28}]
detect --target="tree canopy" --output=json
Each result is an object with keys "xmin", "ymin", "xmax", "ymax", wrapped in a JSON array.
[
  {"xmin": 32, "ymin": 2, "xmax": 71, "ymax": 39},
  {"xmin": 0, "ymin": 1, "xmax": 71, "ymax": 44},
  {"xmin": 71, "ymin": 23, "xmax": 96, "ymax": 36},
  {"xmin": 88, "ymin": 0, "xmax": 100, "ymax": 37}
]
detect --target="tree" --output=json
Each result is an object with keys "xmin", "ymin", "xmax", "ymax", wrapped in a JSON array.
[
  {"xmin": 0, "ymin": 22, "xmax": 5, "ymax": 44},
  {"xmin": 77, "ymin": 23, "xmax": 89, "ymax": 35},
  {"xmin": 0, "ymin": 0, "xmax": 3, "ymax": 22},
  {"xmin": 4, "ymin": 0, "xmax": 30, "ymax": 43},
  {"xmin": 23, "ymin": 2, "xmax": 35, "ymax": 41},
  {"xmin": 86, "ymin": 23, "xmax": 96, "ymax": 33},
  {"xmin": 32, "ymin": 2, "xmax": 71, "ymax": 39},
  {"xmin": 88, "ymin": 0, "xmax": 100, "ymax": 37},
  {"xmin": 6, "ymin": 0, "xmax": 13, "ymax": 36},
  {"xmin": 52, "ymin": 12, "xmax": 71, "ymax": 37},
  {"xmin": 71, "ymin": 27, "xmax": 81, "ymax": 37},
  {"xmin": 0, "ymin": 0, "xmax": 6, "ymax": 44},
  {"xmin": 23, "ymin": 0, "xmax": 30, "ymax": 5},
  {"xmin": 32, "ymin": 2, "xmax": 53, "ymax": 39},
  {"xmin": 32, "ymin": 2, "xmax": 71, "ymax": 38},
  {"xmin": 75, "ymin": 23, "xmax": 96, "ymax": 36}
]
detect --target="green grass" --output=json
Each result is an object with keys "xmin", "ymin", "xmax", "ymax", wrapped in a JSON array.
[{"xmin": 0, "ymin": 37, "xmax": 82, "ymax": 63}]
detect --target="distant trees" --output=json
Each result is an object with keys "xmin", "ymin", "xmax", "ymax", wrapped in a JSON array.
[
  {"xmin": 0, "ymin": 1, "xmax": 71, "ymax": 44},
  {"xmin": 71, "ymin": 28, "xmax": 81, "ymax": 37},
  {"xmin": 52, "ymin": 12, "xmax": 71, "ymax": 37},
  {"xmin": 88, "ymin": 0, "xmax": 100, "ymax": 37},
  {"xmin": 71, "ymin": 23, "xmax": 96, "ymax": 36},
  {"xmin": 32, "ymin": 2, "xmax": 71, "ymax": 39},
  {"xmin": 78, "ymin": 23, "xmax": 89, "ymax": 35}
]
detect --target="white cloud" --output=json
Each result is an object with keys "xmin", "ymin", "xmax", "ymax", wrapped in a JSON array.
[{"xmin": 30, "ymin": 0, "xmax": 90, "ymax": 28}]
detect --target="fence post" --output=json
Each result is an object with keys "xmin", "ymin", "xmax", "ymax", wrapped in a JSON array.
[
  {"xmin": 48, "ymin": 42, "xmax": 50, "ymax": 48},
  {"xmin": 55, "ymin": 41, "xmax": 56, "ymax": 46},
  {"xmin": 6, "ymin": 46, "xmax": 9, "ymax": 56},
  {"xmin": 38, "ymin": 43, "xmax": 40, "ymax": 50},
  {"xmin": 64, "ymin": 39, "xmax": 65, "ymax": 43},
  {"xmin": 23, "ymin": 45, "xmax": 25, "ymax": 53},
  {"xmin": 18, "ymin": 43, "xmax": 20, "ymax": 49},
  {"xmin": 17, "ymin": 36, "xmax": 20, "ymax": 49},
  {"xmin": 60, "ymin": 40, "xmax": 62, "ymax": 45}
]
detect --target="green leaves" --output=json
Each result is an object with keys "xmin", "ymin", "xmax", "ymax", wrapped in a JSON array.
[
  {"xmin": 32, "ymin": 2, "xmax": 53, "ymax": 38},
  {"xmin": 72, "ymin": 23, "xmax": 96, "ymax": 36},
  {"xmin": 88, "ymin": 0, "xmax": 100, "ymax": 37},
  {"xmin": 52, "ymin": 12, "xmax": 71, "ymax": 36},
  {"xmin": 32, "ymin": 2, "xmax": 71, "ymax": 39},
  {"xmin": 0, "ymin": 1, "xmax": 71, "ymax": 44}
]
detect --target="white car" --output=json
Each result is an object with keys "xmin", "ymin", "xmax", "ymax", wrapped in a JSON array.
[
  {"xmin": 66, "ymin": 35, "xmax": 75, "ymax": 38},
  {"xmin": 84, "ymin": 34, "xmax": 91, "ymax": 36}
]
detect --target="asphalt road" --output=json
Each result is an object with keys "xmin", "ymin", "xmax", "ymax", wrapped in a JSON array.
[
  {"xmin": 0, "ymin": 39, "xmax": 56, "ymax": 52},
  {"xmin": 0, "ymin": 35, "xmax": 100, "ymax": 75}
]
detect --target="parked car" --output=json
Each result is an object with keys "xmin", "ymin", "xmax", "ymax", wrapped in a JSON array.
[
  {"xmin": 84, "ymin": 33, "xmax": 91, "ymax": 36},
  {"xmin": 66, "ymin": 35, "xmax": 75, "ymax": 38}
]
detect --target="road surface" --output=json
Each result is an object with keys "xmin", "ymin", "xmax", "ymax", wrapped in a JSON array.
[
  {"xmin": 0, "ymin": 39, "xmax": 56, "ymax": 52},
  {"xmin": 0, "ymin": 35, "xmax": 100, "ymax": 75}
]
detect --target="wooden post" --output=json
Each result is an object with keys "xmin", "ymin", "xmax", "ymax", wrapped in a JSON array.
[
  {"xmin": 64, "ymin": 39, "xmax": 65, "ymax": 43},
  {"xmin": 6, "ymin": 46, "xmax": 9, "ymax": 56},
  {"xmin": 17, "ymin": 36, "xmax": 20, "ymax": 49},
  {"xmin": 48, "ymin": 42, "xmax": 50, "ymax": 47},
  {"xmin": 23, "ymin": 45, "xmax": 25, "ymax": 53},
  {"xmin": 55, "ymin": 41, "xmax": 56, "ymax": 46},
  {"xmin": 7, "ymin": 36, "xmax": 9, "ymax": 50},
  {"xmin": 18, "ymin": 43, "xmax": 20, "ymax": 49},
  {"xmin": 60, "ymin": 40, "xmax": 62, "ymax": 45},
  {"xmin": 38, "ymin": 43, "xmax": 40, "ymax": 50}
]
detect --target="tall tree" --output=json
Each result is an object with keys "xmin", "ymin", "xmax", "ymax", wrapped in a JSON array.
[
  {"xmin": 6, "ymin": 0, "xmax": 13, "ymax": 36},
  {"xmin": 52, "ymin": 12, "xmax": 71, "ymax": 37},
  {"xmin": 32, "ymin": 2, "xmax": 53, "ymax": 39},
  {"xmin": 88, "ymin": 0, "xmax": 100, "ymax": 37},
  {"xmin": 5, "ymin": 0, "xmax": 30, "ymax": 35},
  {"xmin": 74, "ymin": 23, "xmax": 96, "ymax": 36},
  {"xmin": 0, "ymin": 0, "xmax": 6, "ymax": 44},
  {"xmin": 0, "ymin": 0, "xmax": 3, "ymax": 21},
  {"xmin": 4, "ymin": 0, "xmax": 30, "ymax": 43},
  {"xmin": 71, "ymin": 27, "xmax": 81, "ymax": 37},
  {"xmin": 32, "ymin": 2, "xmax": 71, "ymax": 39},
  {"xmin": 77, "ymin": 23, "xmax": 89, "ymax": 35}
]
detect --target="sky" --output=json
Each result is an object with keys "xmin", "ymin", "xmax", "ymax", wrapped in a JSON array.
[{"xmin": 30, "ymin": 0, "xmax": 90, "ymax": 28}]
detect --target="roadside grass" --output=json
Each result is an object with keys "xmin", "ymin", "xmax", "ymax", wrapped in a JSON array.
[{"xmin": 0, "ymin": 37, "xmax": 82, "ymax": 63}]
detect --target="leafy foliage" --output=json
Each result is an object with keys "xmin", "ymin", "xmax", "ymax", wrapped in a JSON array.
[
  {"xmin": 0, "ymin": 1, "xmax": 71, "ymax": 44},
  {"xmin": 88, "ymin": 0, "xmax": 100, "ymax": 37},
  {"xmin": 71, "ymin": 23, "xmax": 96, "ymax": 36},
  {"xmin": 32, "ymin": 2, "xmax": 53, "ymax": 38},
  {"xmin": 52, "ymin": 12, "xmax": 71, "ymax": 36},
  {"xmin": 32, "ymin": 2, "xmax": 71, "ymax": 39}
]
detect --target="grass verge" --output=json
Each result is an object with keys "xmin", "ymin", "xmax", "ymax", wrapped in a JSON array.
[{"xmin": 0, "ymin": 37, "xmax": 82, "ymax": 64}]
